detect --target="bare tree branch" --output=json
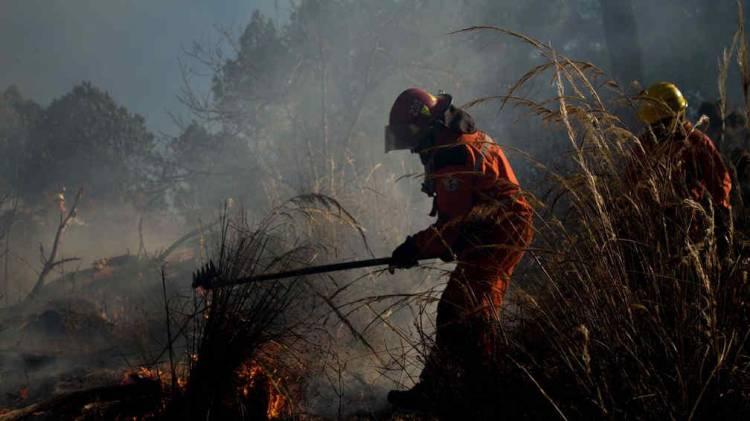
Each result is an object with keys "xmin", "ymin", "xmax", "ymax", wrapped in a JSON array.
[{"xmin": 26, "ymin": 188, "xmax": 83, "ymax": 300}]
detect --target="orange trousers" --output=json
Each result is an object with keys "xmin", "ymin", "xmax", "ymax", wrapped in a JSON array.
[{"xmin": 421, "ymin": 209, "xmax": 533, "ymax": 387}]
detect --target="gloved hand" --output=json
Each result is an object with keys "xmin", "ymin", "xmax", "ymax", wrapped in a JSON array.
[{"xmin": 389, "ymin": 236, "xmax": 419, "ymax": 273}]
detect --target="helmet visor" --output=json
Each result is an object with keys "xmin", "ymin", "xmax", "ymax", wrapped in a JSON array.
[{"xmin": 385, "ymin": 123, "xmax": 422, "ymax": 152}]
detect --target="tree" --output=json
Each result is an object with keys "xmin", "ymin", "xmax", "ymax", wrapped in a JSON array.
[
  {"xmin": 168, "ymin": 122, "xmax": 260, "ymax": 224},
  {"xmin": 0, "ymin": 86, "xmax": 42, "ymax": 194},
  {"xmin": 212, "ymin": 10, "xmax": 291, "ymax": 134},
  {"xmin": 21, "ymin": 82, "xmax": 158, "ymax": 205}
]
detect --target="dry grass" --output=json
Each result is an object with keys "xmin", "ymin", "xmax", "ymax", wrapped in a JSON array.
[
  {"xmin": 441, "ymin": 23, "xmax": 750, "ymax": 420},
  {"xmin": 161, "ymin": 194, "xmax": 387, "ymax": 420}
]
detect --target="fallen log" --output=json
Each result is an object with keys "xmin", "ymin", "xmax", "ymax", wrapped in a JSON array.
[{"xmin": 0, "ymin": 378, "xmax": 161, "ymax": 420}]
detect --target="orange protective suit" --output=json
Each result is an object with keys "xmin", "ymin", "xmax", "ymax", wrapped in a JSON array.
[
  {"xmin": 633, "ymin": 122, "xmax": 731, "ymax": 210},
  {"xmin": 409, "ymin": 120, "xmax": 533, "ymax": 384},
  {"xmin": 625, "ymin": 121, "xmax": 733, "ymax": 263}
]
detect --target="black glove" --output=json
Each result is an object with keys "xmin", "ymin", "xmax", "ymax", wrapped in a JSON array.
[{"xmin": 390, "ymin": 236, "xmax": 419, "ymax": 272}]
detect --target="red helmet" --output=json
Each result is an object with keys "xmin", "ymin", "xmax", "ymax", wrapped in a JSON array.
[{"xmin": 385, "ymin": 88, "xmax": 451, "ymax": 152}]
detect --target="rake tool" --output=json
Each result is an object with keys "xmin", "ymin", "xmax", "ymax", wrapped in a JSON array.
[{"xmin": 192, "ymin": 257, "xmax": 423, "ymax": 289}]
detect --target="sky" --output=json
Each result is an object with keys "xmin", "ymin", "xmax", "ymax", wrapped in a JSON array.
[{"xmin": 0, "ymin": 0, "xmax": 282, "ymax": 133}]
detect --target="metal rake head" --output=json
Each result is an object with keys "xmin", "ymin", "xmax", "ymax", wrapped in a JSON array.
[{"xmin": 192, "ymin": 260, "xmax": 222, "ymax": 289}]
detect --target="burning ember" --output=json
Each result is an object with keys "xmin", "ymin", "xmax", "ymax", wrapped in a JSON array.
[
  {"xmin": 11, "ymin": 386, "xmax": 30, "ymax": 404},
  {"xmin": 121, "ymin": 365, "xmax": 187, "ymax": 391},
  {"xmin": 237, "ymin": 360, "xmax": 287, "ymax": 420},
  {"xmin": 121, "ymin": 366, "xmax": 160, "ymax": 385}
]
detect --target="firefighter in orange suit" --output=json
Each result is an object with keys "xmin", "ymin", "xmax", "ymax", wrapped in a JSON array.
[
  {"xmin": 384, "ymin": 88, "xmax": 534, "ymax": 410},
  {"xmin": 634, "ymin": 82, "xmax": 732, "ymax": 256}
]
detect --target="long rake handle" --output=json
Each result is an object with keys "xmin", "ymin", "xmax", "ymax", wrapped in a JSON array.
[{"xmin": 200, "ymin": 257, "xmax": 400, "ymax": 289}]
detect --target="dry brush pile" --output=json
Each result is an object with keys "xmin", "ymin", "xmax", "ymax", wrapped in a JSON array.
[{"xmin": 164, "ymin": 196, "xmax": 378, "ymax": 420}]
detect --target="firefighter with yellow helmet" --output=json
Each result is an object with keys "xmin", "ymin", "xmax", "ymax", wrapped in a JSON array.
[{"xmin": 634, "ymin": 82, "xmax": 732, "ymax": 256}]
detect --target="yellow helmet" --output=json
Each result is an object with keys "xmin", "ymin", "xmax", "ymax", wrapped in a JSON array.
[{"xmin": 637, "ymin": 82, "xmax": 688, "ymax": 125}]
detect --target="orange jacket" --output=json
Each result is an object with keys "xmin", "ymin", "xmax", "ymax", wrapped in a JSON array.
[
  {"xmin": 633, "ymin": 123, "xmax": 731, "ymax": 210},
  {"xmin": 411, "ymin": 128, "xmax": 530, "ymax": 259}
]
